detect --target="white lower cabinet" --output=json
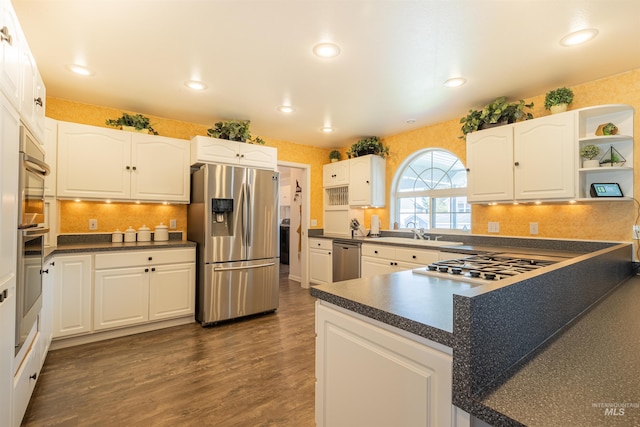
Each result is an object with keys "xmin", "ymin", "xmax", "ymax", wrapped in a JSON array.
[
  {"xmin": 316, "ymin": 301, "xmax": 468, "ymax": 427},
  {"xmin": 309, "ymin": 238, "xmax": 332, "ymax": 285},
  {"xmin": 361, "ymin": 244, "xmax": 439, "ymax": 277},
  {"xmin": 93, "ymin": 248, "xmax": 195, "ymax": 331},
  {"xmin": 53, "ymin": 254, "xmax": 93, "ymax": 338}
]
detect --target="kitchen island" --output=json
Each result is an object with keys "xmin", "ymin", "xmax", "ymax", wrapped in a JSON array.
[{"xmin": 310, "ymin": 238, "xmax": 638, "ymax": 427}]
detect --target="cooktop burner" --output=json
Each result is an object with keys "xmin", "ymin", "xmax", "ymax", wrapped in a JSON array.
[{"xmin": 413, "ymin": 253, "xmax": 565, "ymax": 284}]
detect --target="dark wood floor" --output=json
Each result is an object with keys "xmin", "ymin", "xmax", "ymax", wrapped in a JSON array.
[{"xmin": 22, "ymin": 264, "xmax": 317, "ymax": 427}]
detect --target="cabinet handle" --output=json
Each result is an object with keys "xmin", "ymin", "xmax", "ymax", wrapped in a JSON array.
[
  {"xmin": 236, "ymin": 153, "xmax": 240, "ymax": 157},
  {"xmin": 34, "ymin": 97, "xmax": 43, "ymax": 107},
  {"xmin": 51, "ymin": 262, "xmax": 55, "ymax": 266},
  {"xmin": 148, "ymin": 256, "xmax": 153, "ymax": 261},
  {"xmin": 0, "ymin": 26, "xmax": 12, "ymax": 45},
  {"xmin": 132, "ymin": 166, "xmax": 137, "ymax": 171},
  {"xmin": 126, "ymin": 166, "xmax": 131, "ymax": 170},
  {"xmin": 240, "ymin": 154, "xmax": 244, "ymax": 158},
  {"xmin": 466, "ymin": 168, "xmax": 470, "ymax": 172},
  {"xmin": 412, "ymin": 255, "xmax": 416, "ymax": 259},
  {"xmin": 29, "ymin": 373, "xmax": 37, "ymax": 381},
  {"xmin": 366, "ymin": 180, "xmax": 369, "ymax": 184},
  {"xmin": 145, "ymin": 268, "xmax": 149, "ymax": 272},
  {"xmin": 514, "ymin": 162, "xmax": 520, "ymax": 166},
  {"xmin": 374, "ymin": 250, "xmax": 378, "ymax": 254},
  {"xmin": 41, "ymin": 269, "xmax": 49, "ymax": 274},
  {"xmin": 0, "ymin": 293, "xmax": 4, "ymax": 303},
  {"xmin": 151, "ymin": 267, "xmax": 156, "ymax": 272},
  {"xmin": 328, "ymin": 252, "xmax": 331, "ymax": 255}
]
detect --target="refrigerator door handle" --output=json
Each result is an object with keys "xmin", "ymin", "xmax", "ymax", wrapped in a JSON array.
[
  {"xmin": 239, "ymin": 183, "xmax": 247, "ymax": 247},
  {"xmin": 246, "ymin": 182, "xmax": 252, "ymax": 246},
  {"xmin": 214, "ymin": 262, "xmax": 275, "ymax": 272}
]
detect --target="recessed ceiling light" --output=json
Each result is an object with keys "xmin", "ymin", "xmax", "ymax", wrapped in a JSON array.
[
  {"xmin": 185, "ymin": 80, "xmax": 207, "ymax": 90},
  {"xmin": 278, "ymin": 105, "xmax": 294, "ymax": 113},
  {"xmin": 559, "ymin": 28, "xmax": 598, "ymax": 46},
  {"xmin": 443, "ymin": 77, "xmax": 466, "ymax": 88},
  {"xmin": 66, "ymin": 64, "xmax": 94, "ymax": 76},
  {"xmin": 313, "ymin": 43, "xmax": 341, "ymax": 58},
  {"xmin": 321, "ymin": 126, "xmax": 334, "ymax": 133}
]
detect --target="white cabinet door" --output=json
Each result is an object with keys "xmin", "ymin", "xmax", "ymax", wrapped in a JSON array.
[
  {"xmin": 19, "ymin": 48, "xmax": 45, "ymax": 142},
  {"xmin": 0, "ymin": 276, "xmax": 15, "ymax": 427},
  {"xmin": 239, "ymin": 143, "xmax": 277, "ymax": 169},
  {"xmin": 349, "ymin": 155, "xmax": 385, "ymax": 207},
  {"xmin": 316, "ymin": 302, "xmax": 456, "ymax": 427},
  {"xmin": 53, "ymin": 254, "xmax": 92, "ymax": 338},
  {"xmin": 0, "ymin": 0, "xmax": 21, "ymax": 107},
  {"xmin": 309, "ymin": 249, "xmax": 332, "ymax": 285},
  {"xmin": 57, "ymin": 121, "xmax": 132, "ymax": 200},
  {"xmin": 149, "ymin": 262, "xmax": 195, "ymax": 320},
  {"xmin": 323, "ymin": 160, "xmax": 350, "ymax": 187},
  {"xmin": 514, "ymin": 112, "xmax": 575, "ymax": 200},
  {"xmin": 94, "ymin": 266, "xmax": 149, "ymax": 330},
  {"xmin": 360, "ymin": 256, "xmax": 395, "ymax": 278},
  {"xmin": 0, "ymin": 95, "xmax": 18, "ymax": 280},
  {"xmin": 466, "ymin": 125, "xmax": 514, "ymax": 202},
  {"xmin": 131, "ymin": 133, "xmax": 190, "ymax": 202},
  {"xmin": 43, "ymin": 118, "xmax": 56, "ymax": 197},
  {"xmin": 39, "ymin": 258, "xmax": 54, "ymax": 366}
]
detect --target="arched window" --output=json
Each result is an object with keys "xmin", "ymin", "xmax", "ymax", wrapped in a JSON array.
[{"xmin": 391, "ymin": 149, "xmax": 470, "ymax": 231}]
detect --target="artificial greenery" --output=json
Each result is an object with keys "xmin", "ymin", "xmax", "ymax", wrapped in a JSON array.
[
  {"xmin": 544, "ymin": 87, "xmax": 574, "ymax": 110},
  {"xmin": 603, "ymin": 123, "xmax": 618, "ymax": 135},
  {"xmin": 105, "ymin": 113, "xmax": 158, "ymax": 134},
  {"xmin": 580, "ymin": 145, "xmax": 600, "ymax": 160},
  {"xmin": 346, "ymin": 136, "xmax": 389, "ymax": 158},
  {"xmin": 329, "ymin": 150, "xmax": 342, "ymax": 161},
  {"xmin": 207, "ymin": 120, "xmax": 265, "ymax": 144},
  {"xmin": 459, "ymin": 97, "xmax": 534, "ymax": 138}
]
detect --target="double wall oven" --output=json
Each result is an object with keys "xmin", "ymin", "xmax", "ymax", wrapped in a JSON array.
[{"xmin": 15, "ymin": 125, "xmax": 49, "ymax": 355}]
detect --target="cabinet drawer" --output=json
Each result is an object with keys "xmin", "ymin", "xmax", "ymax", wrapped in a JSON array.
[
  {"xmin": 361, "ymin": 244, "xmax": 395, "ymax": 259},
  {"xmin": 13, "ymin": 342, "xmax": 40, "ymax": 425},
  {"xmin": 95, "ymin": 248, "xmax": 195, "ymax": 269},
  {"xmin": 309, "ymin": 238, "xmax": 332, "ymax": 251},
  {"xmin": 395, "ymin": 248, "xmax": 439, "ymax": 265}
]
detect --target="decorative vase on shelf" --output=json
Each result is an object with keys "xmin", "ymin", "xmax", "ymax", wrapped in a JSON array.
[
  {"xmin": 583, "ymin": 159, "xmax": 600, "ymax": 168},
  {"xmin": 549, "ymin": 104, "xmax": 568, "ymax": 114}
]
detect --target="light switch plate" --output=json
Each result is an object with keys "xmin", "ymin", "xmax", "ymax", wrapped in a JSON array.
[
  {"xmin": 311, "ymin": 219, "xmax": 317, "ymax": 227},
  {"xmin": 169, "ymin": 219, "xmax": 177, "ymax": 229},
  {"xmin": 530, "ymin": 222, "xmax": 539, "ymax": 235},
  {"xmin": 89, "ymin": 219, "xmax": 98, "ymax": 230}
]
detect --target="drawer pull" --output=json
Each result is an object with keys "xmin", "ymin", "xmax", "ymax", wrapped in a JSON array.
[
  {"xmin": 34, "ymin": 97, "xmax": 43, "ymax": 107},
  {"xmin": 148, "ymin": 256, "xmax": 153, "ymax": 261},
  {"xmin": 412, "ymin": 255, "xmax": 416, "ymax": 259},
  {"xmin": 374, "ymin": 250, "xmax": 378, "ymax": 254},
  {"xmin": 0, "ymin": 26, "xmax": 12, "ymax": 45},
  {"xmin": 151, "ymin": 267, "xmax": 156, "ymax": 272},
  {"xmin": 30, "ymin": 373, "xmax": 37, "ymax": 380},
  {"xmin": 145, "ymin": 268, "xmax": 149, "ymax": 273}
]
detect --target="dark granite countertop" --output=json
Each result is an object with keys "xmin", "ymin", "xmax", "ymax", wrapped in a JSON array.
[
  {"xmin": 311, "ymin": 271, "xmax": 479, "ymax": 347},
  {"xmin": 475, "ymin": 276, "xmax": 640, "ymax": 426},
  {"xmin": 45, "ymin": 240, "xmax": 196, "ymax": 260}
]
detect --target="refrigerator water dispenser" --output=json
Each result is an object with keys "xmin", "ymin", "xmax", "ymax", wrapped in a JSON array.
[{"xmin": 211, "ymin": 198, "xmax": 234, "ymax": 236}]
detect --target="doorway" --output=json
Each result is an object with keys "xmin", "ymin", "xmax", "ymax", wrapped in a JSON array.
[{"xmin": 277, "ymin": 161, "xmax": 310, "ymax": 288}]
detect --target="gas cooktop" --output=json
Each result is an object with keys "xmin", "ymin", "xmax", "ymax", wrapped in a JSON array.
[{"xmin": 412, "ymin": 253, "xmax": 567, "ymax": 284}]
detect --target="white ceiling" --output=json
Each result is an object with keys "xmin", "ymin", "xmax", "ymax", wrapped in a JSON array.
[{"xmin": 12, "ymin": 0, "xmax": 640, "ymax": 148}]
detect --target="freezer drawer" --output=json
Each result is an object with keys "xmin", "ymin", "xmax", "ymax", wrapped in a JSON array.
[{"xmin": 198, "ymin": 259, "xmax": 279, "ymax": 325}]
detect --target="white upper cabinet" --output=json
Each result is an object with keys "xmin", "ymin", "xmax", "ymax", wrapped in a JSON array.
[
  {"xmin": 0, "ymin": 0, "xmax": 21, "ymax": 108},
  {"xmin": 323, "ymin": 160, "xmax": 350, "ymax": 187},
  {"xmin": 190, "ymin": 135, "xmax": 277, "ymax": 170},
  {"xmin": 467, "ymin": 112, "xmax": 576, "ymax": 202},
  {"xmin": 131, "ymin": 133, "xmax": 190, "ymax": 202},
  {"xmin": 57, "ymin": 121, "xmax": 190, "ymax": 202},
  {"xmin": 466, "ymin": 125, "xmax": 514, "ymax": 202},
  {"xmin": 19, "ymin": 47, "xmax": 45, "ymax": 142},
  {"xmin": 348, "ymin": 155, "xmax": 386, "ymax": 207},
  {"xmin": 513, "ymin": 112, "xmax": 575, "ymax": 200}
]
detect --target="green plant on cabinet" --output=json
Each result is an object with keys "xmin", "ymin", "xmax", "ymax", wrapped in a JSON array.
[
  {"xmin": 347, "ymin": 136, "xmax": 389, "ymax": 158},
  {"xmin": 459, "ymin": 97, "xmax": 534, "ymax": 138},
  {"xmin": 105, "ymin": 113, "xmax": 158, "ymax": 134},
  {"xmin": 207, "ymin": 120, "xmax": 265, "ymax": 144},
  {"xmin": 544, "ymin": 87, "xmax": 574, "ymax": 110}
]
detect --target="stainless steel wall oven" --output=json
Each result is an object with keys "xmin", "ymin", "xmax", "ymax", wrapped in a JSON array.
[{"xmin": 15, "ymin": 125, "xmax": 49, "ymax": 355}]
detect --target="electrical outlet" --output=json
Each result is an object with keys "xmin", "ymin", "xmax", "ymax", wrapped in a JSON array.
[
  {"xmin": 633, "ymin": 225, "xmax": 640, "ymax": 239},
  {"xmin": 89, "ymin": 219, "xmax": 98, "ymax": 230},
  {"xmin": 488, "ymin": 222, "xmax": 500, "ymax": 233},
  {"xmin": 311, "ymin": 219, "xmax": 318, "ymax": 227},
  {"xmin": 169, "ymin": 219, "xmax": 177, "ymax": 229},
  {"xmin": 530, "ymin": 222, "xmax": 539, "ymax": 235}
]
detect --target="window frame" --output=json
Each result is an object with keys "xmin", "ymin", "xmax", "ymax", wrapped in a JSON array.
[{"xmin": 390, "ymin": 148, "xmax": 471, "ymax": 233}]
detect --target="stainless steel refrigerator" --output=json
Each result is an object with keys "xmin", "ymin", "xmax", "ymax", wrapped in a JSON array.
[{"xmin": 188, "ymin": 164, "xmax": 279, "ymax": 325}]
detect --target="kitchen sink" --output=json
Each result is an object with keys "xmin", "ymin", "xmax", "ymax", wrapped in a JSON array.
[{"xmin": 368, "ymin": 236, "xmax": 464, "ymax": 247}]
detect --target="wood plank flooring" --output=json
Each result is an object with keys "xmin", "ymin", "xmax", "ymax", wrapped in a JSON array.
[{"xmin": 22, "ymin": 265, "xmax": 317, "ymax": 427}]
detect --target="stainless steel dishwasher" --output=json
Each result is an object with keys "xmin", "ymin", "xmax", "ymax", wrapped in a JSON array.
[{"xmin": 333, "ymin": 241, "xmax": 361, "ymax": 282}]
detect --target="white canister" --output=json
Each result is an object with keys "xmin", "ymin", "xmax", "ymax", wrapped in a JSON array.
[
  {"xmin": 124, "ymin": 226, "xmax": 137, "ymax": 243},
  {"xmin": 138, "ymin": 225, "xmax": 151, "ymax": 242},
  {"xmin": 112, "ymin": 229, "xmax": 123, "ymax": 243},
  {"xmin": 154, "ymin": 223, "xmax": 169, "ymax": 241}
]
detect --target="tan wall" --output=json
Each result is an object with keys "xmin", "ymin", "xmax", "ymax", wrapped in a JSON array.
[
  {"xmin": 49, "ymin": 68, "xmax": 640, "ymax": 241},
  {"xmin": 46, "ymin": 98, "xmax": 331, "ymax": 233}
]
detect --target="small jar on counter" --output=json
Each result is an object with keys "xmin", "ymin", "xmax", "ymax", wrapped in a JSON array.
[
  {"xmin": 138, "ymin": 225, "xmax": 151, "ymax": 242},
  {"xmin": 112, "ymin": 229, "xmax": 123, "ymax": 243},
  {"xmin": 154, "ymin": 223, "xmax": 169, "ymax": 241},
  {"xmin": 124, "ymin": 226, "xmax": 137, "ymax": 243}
]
